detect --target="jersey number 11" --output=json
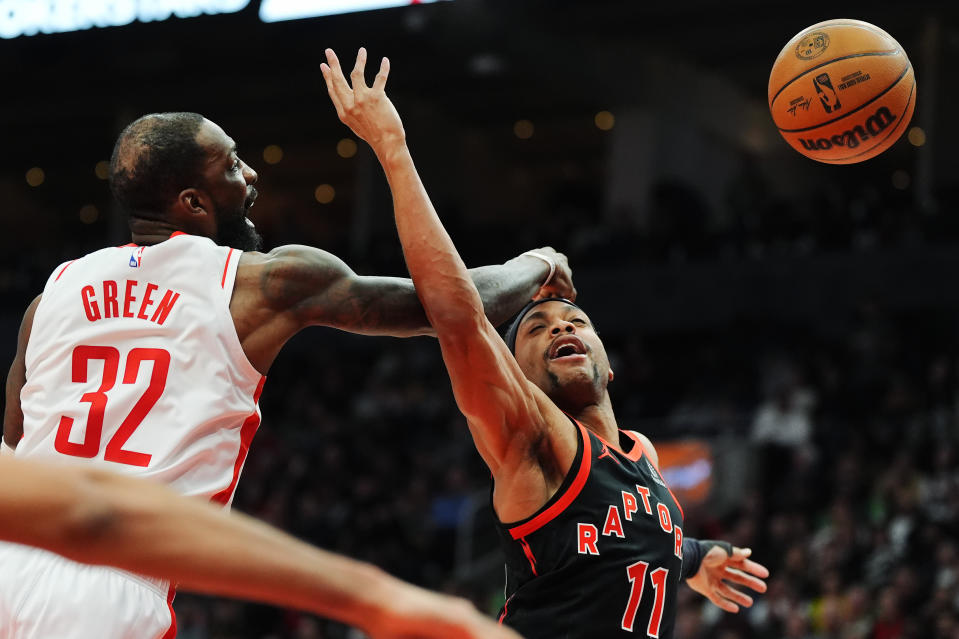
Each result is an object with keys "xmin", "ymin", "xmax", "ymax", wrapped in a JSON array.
[{"xmin": 621, "ymin": 561, "xmax": 669, "ymax": 636}]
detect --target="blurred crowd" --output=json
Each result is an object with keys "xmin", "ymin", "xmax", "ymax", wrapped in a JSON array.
[
  {"xmin": 164, "ymin": 290, "xmax": 959, "ymax": 639},
  {"xmin": 3, "ymin": 150, "xmax": 959, "ymax": 307},
  {"xmin": 3, "ymin": 155, "xmax": 958, "ymax": 639},
  {"xmin": 677, "ymin": 305, "xmax": 959, "ymax": 639}
]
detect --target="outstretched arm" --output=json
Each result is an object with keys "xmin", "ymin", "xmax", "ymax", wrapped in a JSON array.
[
  {"xmin": 241, "ymin": 243, "xmax": 564, "ymax": 338},
  {"xmin": 320, "ymin": 49, "xmax": 577, "ymax": 489},
  {"xmin": 684, "ymin": 541, "xmax": 769, "ymax": 613},
  {"xmin": 0, "ymin": 457, "xmax": 520, "ymax": 639},
  {"xmin": 234, "ymin": 244, "xmax": 571, "ymax": 373}
]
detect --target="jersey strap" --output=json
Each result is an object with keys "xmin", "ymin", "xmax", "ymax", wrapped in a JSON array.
[{"xmin": 505, "ymin": 419, "xmax": 592, "ymax": 540}]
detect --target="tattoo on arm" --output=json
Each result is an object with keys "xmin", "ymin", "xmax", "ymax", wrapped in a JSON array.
[
  {"xmin": 256, "ymin": 246, "xmax": 548, "ymax": 335},
  {"xmin": 258, "ymin": 248, "xmax": 429, "ymax": 336}
]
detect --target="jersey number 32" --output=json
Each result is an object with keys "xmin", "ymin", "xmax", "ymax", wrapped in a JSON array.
[{"xmin": 54, "ymin": 345, "xmax": 170, "ymax": 467}]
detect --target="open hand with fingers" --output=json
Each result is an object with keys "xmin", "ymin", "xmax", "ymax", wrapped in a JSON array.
[
  {"xmin": 321, "ymin": 47, "xmax": 405, "ymax": 152},
  {"xmin": 686, "ymin": 545, "xmax": 769, "ymax": 613}
]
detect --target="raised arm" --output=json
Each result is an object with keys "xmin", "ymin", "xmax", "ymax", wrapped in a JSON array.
[
  {"xmin": 0, "ymin": 457, "xmax": 521, "ymax": 639},
  {"xmin": 320, "ymin": 49, "xmax": 578, "ymax": 500}
]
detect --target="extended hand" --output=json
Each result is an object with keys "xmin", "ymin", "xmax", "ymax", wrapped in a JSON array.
[
  {"xmin": 527, "ymin": 247, "xmax": 577, "ymax": 302},
  {"xmin": 686, "ymin": 545, "xmax": 769, "ymax": 613},
  {"xmin": 321, "ymin": 47, "xmax": 405, "ymax": 151}
]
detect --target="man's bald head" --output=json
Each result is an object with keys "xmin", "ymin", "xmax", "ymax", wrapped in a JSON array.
[{"xmin": 109, "ymin": 112, "xmax": 207, "ymax": 220}]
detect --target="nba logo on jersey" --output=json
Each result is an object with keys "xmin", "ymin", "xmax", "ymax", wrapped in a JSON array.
[
  {"xmin": 647, "ymin": 460, "xmax": 665, "ymax": 487},
  {"xmin": 129, "ymin": 247, "xmax": 145, "ymax": 268}
]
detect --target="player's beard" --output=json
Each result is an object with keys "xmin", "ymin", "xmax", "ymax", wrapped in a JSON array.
[
  {"xmin": 215, "ymin": 196, "xmax": 263, "ymax": 252},
  {"xmin": 544, "ymin": 361, "xmax": 605, "ymax": 413}
]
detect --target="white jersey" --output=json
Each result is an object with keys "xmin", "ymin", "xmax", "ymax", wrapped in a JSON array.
[
  {"xmin": 0, "ymin": 233, "xmax": 265, "ymax": 639},
  {"xmin": 18, "ymin": 232, "xmax": 265, "ymax": 503}
]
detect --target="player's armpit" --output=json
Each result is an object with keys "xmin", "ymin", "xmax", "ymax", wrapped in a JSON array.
[
  {"xmin": 4, "ymin": 294, "xmax": 41, "ymax": 449},
  {"xmin": 435, "ymin": 318, "xmax": 575, "ymax": 476}
]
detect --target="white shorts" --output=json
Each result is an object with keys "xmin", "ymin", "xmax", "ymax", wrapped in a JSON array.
[{"xmin": 0, "ymin": 542, "xmax": 175, "ymax": 639}]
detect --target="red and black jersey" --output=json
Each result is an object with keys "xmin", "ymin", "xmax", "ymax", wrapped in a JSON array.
[{"xmin": 494, "ymin": 418, "xmax": 685, "ymax": 639}]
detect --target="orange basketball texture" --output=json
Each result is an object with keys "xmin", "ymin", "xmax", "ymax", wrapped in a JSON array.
[{"xmin": 768, "ymin": 19, "xmax": 916, "ymax": 164}]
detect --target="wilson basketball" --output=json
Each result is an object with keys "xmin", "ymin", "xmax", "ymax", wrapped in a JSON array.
[{"xmin": 768, "ymin": 19, "xmax": 916, "ymax": 164}]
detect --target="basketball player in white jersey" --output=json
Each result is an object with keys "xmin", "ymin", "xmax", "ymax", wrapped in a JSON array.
[
  {"xmin": 0, "ymin": 456, "xmax": 520, "ymax": 639},
  {"xmin": 0, "ymin": 109, "xmax": 573, "ymax": 635}
]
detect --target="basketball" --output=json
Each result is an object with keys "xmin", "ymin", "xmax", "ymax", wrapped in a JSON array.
[{"xmin": 768, "ymin": 19, "xmax": 916, "ymax": 164}]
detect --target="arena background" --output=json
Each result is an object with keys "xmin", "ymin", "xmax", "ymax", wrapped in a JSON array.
[{"xmin": 2, "ymin": 1, "xmax": 959, "ymax": 637}]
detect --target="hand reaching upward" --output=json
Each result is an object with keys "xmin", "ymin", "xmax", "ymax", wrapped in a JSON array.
[{"xmin": 321, "ymin": 48, "xmax": 405, "ymax": 152}]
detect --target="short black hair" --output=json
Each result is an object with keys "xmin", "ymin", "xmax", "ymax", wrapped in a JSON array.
[{"xmin": 109, "ymin": 112, "xmax": 207, "ymax": 219}]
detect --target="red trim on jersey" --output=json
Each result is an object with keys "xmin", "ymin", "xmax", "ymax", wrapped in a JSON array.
[
  {"xmin": 54, "ymin": 260, "xmax": 77, "ymax": 282},
  {"xmin": 499, "ymin": 595, "xmax": 512, "ymax": 624},
  {"xmin": 597, "ymin": 429, "xmax": 644, "ymax": 462},
  {"xmin": 508, "ymin": 422, "xmax": 592, "ymax": 540},
  {"xmin": 221, "ymin": 248, "xmax": 236, "ymax": 289},
  {"xmin": 623, "ymin": 431, "xmax": 651, "ymax": 463},
  {"xmin": 160, "ymin": 585, "xmax": 177, "ymax": 639},
  {"xmin": 623, "ymin": 431, "xmax": 686, "ymax": 521},
  {"xmin": 659, "ymin": 472, "xmax": 684, "ymax": 521},
  {"xmin": 518, "ymin": 537, "xmax": 538, "ymax": 576},
  {"xmin": 210, "ymin": 376, "xmax": 266, "ymax": 505},
  {"xmin": 120, "ymin": 231, "xmax": 184, "ymax": 249}
]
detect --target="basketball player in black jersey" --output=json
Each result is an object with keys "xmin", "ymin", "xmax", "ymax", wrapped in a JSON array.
[{"xmin": 321, "ymin": 48, "xmax": 769, "ymax": 638}]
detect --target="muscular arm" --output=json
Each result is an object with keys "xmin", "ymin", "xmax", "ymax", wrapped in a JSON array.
[
  {"xmin": 246, "ymin": 244, "xmax": 551, "ymax": 337},
  {"xmin": 0, "ymin": 458, "xmax": 519, "ymax": 639},
  {"xmin": 3, "ymin": 295, "xmax": 41, "ymax": 449},
  {"xmin": 234, "ymin": 246, "xmax": 553, "ymax": 373},
  {"xmin": 320, "ymin": 50, "xmax": 577, "ymax": 516}
]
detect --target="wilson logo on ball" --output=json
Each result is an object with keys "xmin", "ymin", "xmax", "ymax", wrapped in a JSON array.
[{"xmin": 798, "ymin": 105, "xmax": 896, "ymax": 151}]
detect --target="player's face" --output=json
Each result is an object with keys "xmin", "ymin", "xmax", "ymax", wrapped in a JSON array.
[
  {"xmin": 512, "ymin": 301, "xmax": 612, "ymax": 409},
  {"xmin": 195, "ymin": 120, "xmax": 262, "ymax": 251}
]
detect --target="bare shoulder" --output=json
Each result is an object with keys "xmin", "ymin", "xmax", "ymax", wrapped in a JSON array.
[
  {"xmin": 236, "ymin": 245, "xmax": 351, "ymax": 312},
  {"xmin": 632, "ymin": 431, "xmax": 660, "ymax": 468}
]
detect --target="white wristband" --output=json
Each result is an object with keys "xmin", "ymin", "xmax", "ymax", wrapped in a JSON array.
[
  {"xmin": 1, "ymin": 440, "xmax": 14, "ymax": 456},
  {"xmin": 522, "ymin": 251, "xmax": 556, "ymax": 287}
]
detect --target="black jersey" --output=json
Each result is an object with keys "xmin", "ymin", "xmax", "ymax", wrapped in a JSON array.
[{"xmin": 494, "ymin": 419, "xmax": 685, "ymax": 639}]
